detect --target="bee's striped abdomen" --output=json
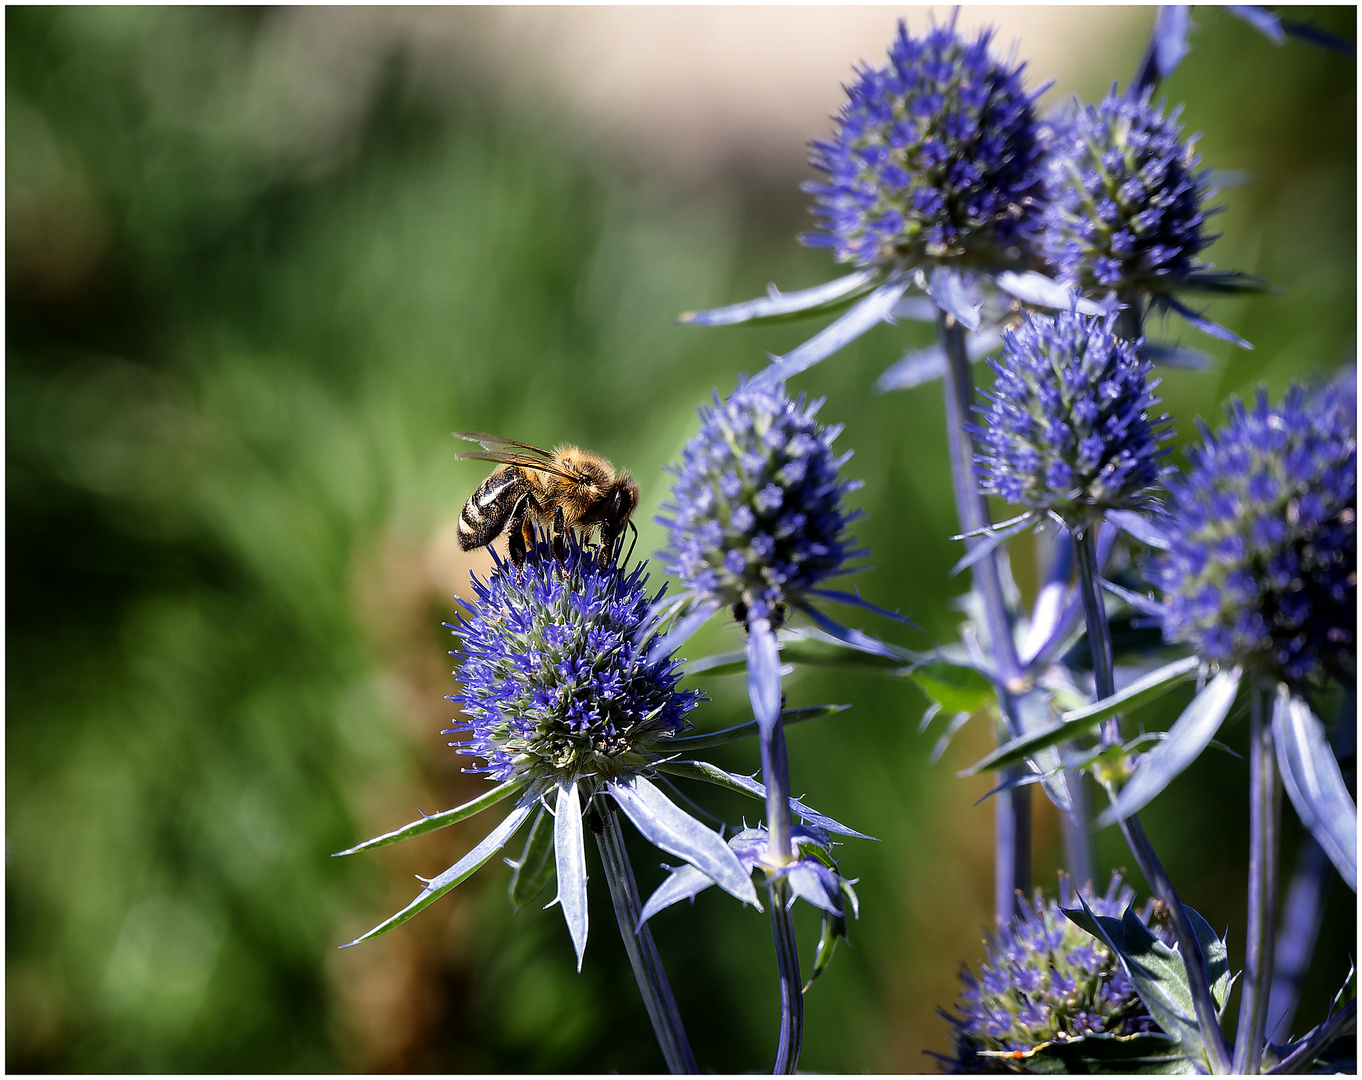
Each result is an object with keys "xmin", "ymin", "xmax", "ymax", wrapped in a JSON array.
[{"xmin": 458, "ymin": 467, "xmax": 529, "ymax": 551}]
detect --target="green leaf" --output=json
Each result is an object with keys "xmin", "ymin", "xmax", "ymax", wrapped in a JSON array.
[
  {"xmin": 667, "ymin": 704, "xmax": 847, "ymax": 751},
  {"xmin": 1062, "ymin": 898, "xmax": 1204, "ymax": 1058},
  {"xmin": 978, "ymin": 1031, "xmax": 1193, "ymax": 1074},
  {"xmin": 804, "ymin": 878, "xmax": 859, "ymax": 991},
  {"xmin": 1181, "ymin": 904, "xmax": 1232, "ymax": 1015},
  {"xmin": 333, "ymin": 777, "xmax": 530, "ymax": 855},
  {"xmin": 1098, "ymin": 667, "xmax": 1242, "ymax": 828},
  {"xmin": 804, "ymin": 908, "xmax": 848, "ymax": 991},
  {"xmin": 508, "ymin": 805, "xmax": 555, "ymax": 910},
  {"xmin": 910, "ymin": 660, "xmax": 994, "ymax": 715},
  {"xmin": 1059, "ymin": 656, "xmax": 1202, "ymax": 729}
]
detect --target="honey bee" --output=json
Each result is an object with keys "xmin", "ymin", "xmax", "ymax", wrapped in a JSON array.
[{"xmin": 454, "ymin": 432, "xmax": 639, "ymax": 567}]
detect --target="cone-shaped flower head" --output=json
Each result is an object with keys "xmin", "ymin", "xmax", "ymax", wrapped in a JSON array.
[
  {"xmin": 1042, "ymin": 86, "xmax": 1215, "ymax": 295},
  {"xmin": 660, "ymin": 379, "xmax": 863, "ymax": 625},
  {"xmin": 803, "ymin": 14, "xmax": 1045, "ymax": 270},
  {"xmin": 974, "ymin": 308, "xmax": 1171, "ymax": 528},
  {"xmin": 1150, "ymin": 384, "xmax": 1356, "ymax": 685},
  {"xmin": 447, "ymin": 531, "xmax": 702, "ymax": 784},
  {"xmin": 946, "ymin": 872, "xmax": 1171, "ymax": 1071}
]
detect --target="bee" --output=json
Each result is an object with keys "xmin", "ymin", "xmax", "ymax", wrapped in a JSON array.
[{"xmin": 453, "ymin": 432, "xmax": 639, "ymax": 568}]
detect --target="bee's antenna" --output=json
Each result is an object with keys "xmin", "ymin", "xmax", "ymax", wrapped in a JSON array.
[{"xmin": 623, "ymin": 520, "xmax": 639, "ymax": 566}]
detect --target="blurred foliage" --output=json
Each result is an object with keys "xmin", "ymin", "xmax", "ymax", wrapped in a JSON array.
[{"xmin": 6, "ymin": 6, "xmax": 1355, "ymax": 1073}]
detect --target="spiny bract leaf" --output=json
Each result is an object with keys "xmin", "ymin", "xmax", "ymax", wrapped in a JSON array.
[
  {"xmin": 333, "ymin": 777, "xmax": 529, "ymax": 856},
  {"xmin": 667, "ymin": 705, "xmax": 848, "ymax": 751},
  {"xmin": 1097, "ymin": 667, "xmax": 1242, "ymax": 827},
  {"xmin": 1062, "ymin": 899, "xmax": 1203, "ymax": 1056},
  {"xmin": 677, "ymin": 268, "xmax": 880, "ymax": 326},
  {"xmin": 965, "ymin": 656, "xmax": 1202, "ymax": 776},
  {"xmin": 508, "ymin": 804, "xmax": 555, "ymax": 910}
]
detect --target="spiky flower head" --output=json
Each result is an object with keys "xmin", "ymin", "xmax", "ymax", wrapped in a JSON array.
[
  {"xmin": 1149, "ymin": 384, "xmax": 1356, "ymax": 685},
  {"xmin": 946, "ymin": 872, "xmax": 1170, "ymax": 1072},
  {"xmin": 974, "ymin": 308, "xmax": 1171, "ymax": 528},
  {"xmin": 660, "ymin": 379, "xmax": 863, "ymax": 625},
  {"xmin": 447, "ymin": 531, "xmax": 702, "ymax": 784},
  {"xmin": 1042, "ymin": 86, "xmax": 1215, "ymax": 295},
  {"xmin": 803, "ymin": 14, "xmax": 1045, "ymax": 270}
]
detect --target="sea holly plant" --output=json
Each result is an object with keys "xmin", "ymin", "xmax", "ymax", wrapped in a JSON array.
[
  {"xmin": 671, "ymin": 7, "xmax": 1353, "ymax": 1074},
  {"xmin": 974, "ymin": 381, "xmax": 1358, "ymax": 1072},
  {"xmin": 335, "ymin": 529, "xmax": 871, "ymax": 1073}
]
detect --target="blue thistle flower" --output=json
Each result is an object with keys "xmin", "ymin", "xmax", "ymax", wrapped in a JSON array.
[
  {"xmin": 803, "ymin": 13, "xmax": 1045, "ymax": 272},
  {"xmin": 1041, "ymin": 86, "xmax": 1214, "ymax": 297},
  {"xmin": 974, "ymin": 308, "xmax": 1172, "ymax": 528},
  {"xmin": 1149, "ymin": 384, "xmax": 1357, "ymax": 686},
  {"xmin": 448, "ymin": 531, "xmax": 701, "ymax": 784},
  {"xmin": 944, "ymin": 872, "xmax": 1172, "ymax": 1071},
  {"xmin": 339, "ymin": 531, "xmax": 759, "ymax": 964},
  {"xmin": 659, "ymin": 378, "xmax": 866, "ymax": 632}
]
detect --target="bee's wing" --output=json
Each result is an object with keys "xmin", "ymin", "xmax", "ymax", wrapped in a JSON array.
[
  {"xmin": 453, "ymin": 449, "xmax": 577, "ymax": 478},
  {"xmin": 453, "ymin": 432, "xmax": 556, "ymax": 459}
]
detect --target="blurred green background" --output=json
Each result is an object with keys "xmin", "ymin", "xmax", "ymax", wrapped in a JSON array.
[{"xmin": 7, "ymin": 5, "xmax": 1355, "ymax": 1072}]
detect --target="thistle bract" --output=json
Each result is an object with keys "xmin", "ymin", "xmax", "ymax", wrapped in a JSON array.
[
  {"xmin": 1042, "ymin": 86, "xmax": 1214, "ymax": 295},
  {"xmin": 447, "ymin": 531, "xmax": 702, "ymax": 783},
  {"xmin": 803, "ymin": 14, "xmax": 1044, "ymax": 270},
  {"xmin": 974, "ymin": 308, "xmax": 1170, "ymax": 527},
  {"xmin": 660, "ymin": 379, "xmax": 862, "ymax": 624},
  {"xmin": 1150, "ymin": 384, "xmax": 1357, "ymax": 685},
  {"xmin": 946, "ymin": 872, "xmax": 1170, "ymax": 1071}
]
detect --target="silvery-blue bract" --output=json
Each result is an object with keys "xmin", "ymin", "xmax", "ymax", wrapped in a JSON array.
[
  {"xmin": 803, "ymin": 13, "xmax": 1045, "ymax": 271},
  {"xmin": 974, "ymin": 308, "xmax": 1170, "ymax": 527},
  {"xmin": 1150, "ymin": 384, "xmax": 1357, "ymax": 685},
  {"xmin": 447, "ymin": 532, "xmax": 702, "ymax": 782},
  {"xmin": 1041, "ymin": 86, "xmax": 1214, "ymax": 295}
]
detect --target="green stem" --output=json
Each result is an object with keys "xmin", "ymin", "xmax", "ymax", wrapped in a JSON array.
[
  {"xmin": 1234, "ymin": 677, "xmax": 1281, "ymax": 1073},
  {"xmin": 938, "ymin": 312, "xmax": 1031, "ymax": 920},
  {"xmin": 594, "ymin": 799, "xmax": 698, "ymax": 1074},
  {"xmin": 1073, "ymin": 525, "xmax": 1233, "ymax": 1074},
  {"xmin": 768, "ymin": 877, "xmax": 803, "ymax": 1074}
]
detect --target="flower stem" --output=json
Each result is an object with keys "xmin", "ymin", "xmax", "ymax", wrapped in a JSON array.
[
  {"xmin": 938, "ymin": 312, "xmax": 1031, "ymax": 920},
  {"xmin": 1073, "ymin": 525, "xmax": 1233, "ymax": 1074},
  {"xmin": 768, "ymin": 876, "xmax": 803, "ymax": 1074},
  {"xmin": 1234, "ymin": 677, "xmax": 1282, "ymax": 1073},
  {"xmin": 594, "ymin": 798, "xmax": 698, "ymax": 1074}
]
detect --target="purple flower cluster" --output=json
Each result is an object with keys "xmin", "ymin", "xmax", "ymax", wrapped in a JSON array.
[
  {"xmin": 446, "ymin": 531, "xmax": 702, "ymax": 783},
  {"xmin": 803, "ymin": 14, "xmax": 1044, "ymax": 270},
  {"xmin": 1150, "ymin": 384, "xmax": 1356, "ymax": 685},
  {"xmin": 974, "ymin": 309, "xmax": 1171, "ymax": 527},
  {"xmin": 1042, "ymin": 87, "xmax": 1214, "ymax": 295},
  {"xmin": 947, "ymin": 873, "xmax": 1170, "ymax": 1070},
  {"xmin": 660, "ymin": 380, "xmax": 862, "ymax": 625}
]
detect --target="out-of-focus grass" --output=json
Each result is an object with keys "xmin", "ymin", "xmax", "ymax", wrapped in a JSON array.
[{"xmin": 6, "ymin": 6, "xmax": 1354, "ymax": 1073}]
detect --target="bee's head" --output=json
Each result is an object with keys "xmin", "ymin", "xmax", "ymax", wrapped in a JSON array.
[{"xmin": 609, "ymin": 475, "xmax": 640, "ymax": 527}]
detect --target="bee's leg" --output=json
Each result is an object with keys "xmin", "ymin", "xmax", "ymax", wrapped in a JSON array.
[
  {"xmin": 551, "ymin": 505, "xmax": 567, "ymax": 563},
  {"xmin": 595, "ymin": 525, "xmax": 615, "ymax": 568},
  {"xmin": 506, "ymin": 493, "xmax": 533, "ymax": 568}
]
